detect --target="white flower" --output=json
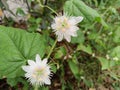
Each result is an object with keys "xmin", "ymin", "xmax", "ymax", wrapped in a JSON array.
[
  {"xmin": 51, "ymin": 14, "xmax": 83, "ymax": 42},
  {"xmin": 3, "ymin": 0, "xmax": 29, "ymax": 22},
  {"xmin": 22, "ymin": 54, "xmax": 51, "ymax": 86}
]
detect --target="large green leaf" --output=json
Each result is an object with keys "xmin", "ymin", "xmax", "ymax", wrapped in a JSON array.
[
  {"xmin": 64, "ymin": 0, "xmax": 107, "ymax": 27},
  {"xmin": 0, "ymin": 25, "xmax": 46, "ymax": 78}
]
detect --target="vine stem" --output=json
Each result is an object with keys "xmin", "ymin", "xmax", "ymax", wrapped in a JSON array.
[
  {"xmin": 47, "ymin": 38, "xmax": 58, "ymax": 59},
  {"xmin": 37, "ymin": 0, "xmax": 58, "ymax": 59},
  {"xmin": 44, "ymin": 5, "xmax": 58, "ymax": 15},
  {"xmin": 37, "ymin": 0, "xmax": 58, "ymax": 15}
]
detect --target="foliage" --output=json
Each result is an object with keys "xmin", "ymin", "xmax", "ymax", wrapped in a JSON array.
[{"xmin": 0, "ymin": 0, "xmax": 120, "ymax": 90}]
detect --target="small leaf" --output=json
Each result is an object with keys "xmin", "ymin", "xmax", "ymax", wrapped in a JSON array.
[
  {"xmin": 71, "ymin": 30, "xmax": 85, "ymax": 44},
  {"xmin": 51, "ymin": 64, "xmax": 57, "ymax": 73},
  {"xmin": 98, "ymin": 57, "xmax": 116, "ymax": 70},
  {"xmin": 111, "ymin": 46, "xmax": 120, "ymax": 58},
  {"xmin": 54, "ymin": 47, "xmax": 66, "ymax": 59},
  {"xmin": 68, "ymin": 58, "xmax": 79, "ymax": 79},
  {"xmin": 113, "ymin": 27, "xmax": 120, "ymax": 43},
  {"xmin": 77, "ymin": 44, "xmax": 92, "ymax": 54}
]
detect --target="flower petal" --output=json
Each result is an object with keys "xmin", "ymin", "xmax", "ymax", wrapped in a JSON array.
[
  {"xmin": 64, "ymin": 34, "xmax": 71, "ymax": 42},
  {"xmin": 42, "ymin": 58, "xmax": 48, "ymax": 64},
  {"xmin": 25, "ymin": 73, "xmax": 31, "ymax": 78},
  {"xmin": 36, "ymin": 54, "xmax": 41, "ymax": 63},
  {"xmin": 51, "ymin": 23, "xmax": 56, "ymax": 29},
  {"xmin": 44, "ymin": 78, "xmax": 51, "ymax": 85},
  {"xmin": 28, "ymin": 60, "xmax": 36, "ymax": 66},
  {"xmin": 69, "ymin": 16, "xmax": 83, "ymax": 25},
  {"xmin": 75, "ymin": 16, "xmax": 84, "ymax": 23},
  {"xmin": 22, "ymin": 66, "xmax": 30, "ymax": 72},
  {"xmin": 56, "ymin": 32, "xmax": 64, "ymax": 42}
]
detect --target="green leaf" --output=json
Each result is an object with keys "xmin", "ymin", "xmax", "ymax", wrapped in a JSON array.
[
  {"xmin": 98, "ymin": 57, "xmax": 116, "ymax": 70},
  {"xmin": 64, "ymin": 0, "xmax": 108, "ymax": 27},
  {"xmin": 98, "ymin": 46, "xmax": 120, "ymax": 70},
  {"xmin": 7, "ymin": 78, "xmax": 18, "ymax": 87},
  {"xmin": 111, "ymin": 46, "xmax": 120, "ymax": 58},
  {"xmin": 7, "ymin": 77, "xmax": 30, "ymax": 89},
  {"xmin": 113, "ymin": 27, "xmax": 120, "ymax": 43},
  {"xmin": 64, "ymin": 0, "xmax": 97, "ymax": 21},
  {"xmin": 51, "ymin": 64, "xmax": 57, "ymax": 73},
  {"xmin": 112, "ymin": 0, "xmax": 120, "ymax": 9},
  {"xmin": 54, "ymin": 47, "xmax": 66, "ymax": 59},
  {"xmin": 83, "ymin": 79, "xmax": 93, "ymax": 87},
  {"xmin": 77, "ymin": 44, "xmax": 92, "ymax": 54},
  {"xmin": 39, "ymin": 86, "xmax": 49, "ymax": 90},
  {"xmin": 71, "ymin": 30, "xmax": 85, "ymax": 44},
  {"xmin": 88, "ymin": 32, "xmax": 99, "ymax": 40},
  {"xmin": 68, "ymin": 57, "xmax": 79, "ymax": 79},
  {"xmin": 0, "ymin": 25, "xmax": 46, "ymax": 78}
]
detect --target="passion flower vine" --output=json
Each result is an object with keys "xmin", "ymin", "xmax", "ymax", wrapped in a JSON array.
[
  {"xmin": 51, "ymin": 13, "xmax": 83, "ymax": 42},
  {"xmin": 22, "ymin": 54, "xmax": 52, "ymax": 86}
]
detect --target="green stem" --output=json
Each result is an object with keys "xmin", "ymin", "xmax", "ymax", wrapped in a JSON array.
[
  {"xmin": 37, "ymin": 0, "xmax": 58, "ymax": 15},
  {"xmin": 34, "ymin": 85, "xmax": 38, "ymax": 90},
  {"xmin": 47, "ymin": 38, "xmax": 58, "ymax": 59},
  {"xmin": 44, "ymin": 5, "xmax": 58, "ymax": 15}
]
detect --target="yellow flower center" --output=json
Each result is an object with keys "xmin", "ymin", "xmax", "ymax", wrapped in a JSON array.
[
  {"xmin": 57, "ymin": 17, "xmax": 70, "ymax": 32},
  {"xmin": 32, "ymin": 67, "xmax": 46, "ymax": 80}
]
